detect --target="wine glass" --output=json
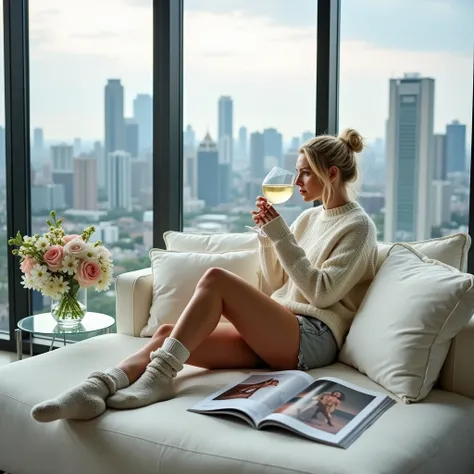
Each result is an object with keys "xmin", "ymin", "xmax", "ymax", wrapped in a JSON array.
[{"xmin": 247, "ymin": 166, "xmax": 296, "ymax": 234}]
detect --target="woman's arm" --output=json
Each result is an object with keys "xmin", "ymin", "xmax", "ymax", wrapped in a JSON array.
[
  {"xmin": 256, "ymin": 209, "xmax": 313, "ymax": 295},
  {"xmin": 261, "ymin": 216, "xmax": 373, "ymax": 308},
  {"xmin": 257, "ymin": 234, "xmax": 287, "ymax": 295}
]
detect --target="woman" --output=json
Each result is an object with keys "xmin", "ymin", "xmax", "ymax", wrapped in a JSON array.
[
  {"xmin": 297, "ymin": 391, "xmax": 345, "ymax": 426},
  {"xmin": 31, "ymin": 128, "xmax": 378, "ymax": 423}
]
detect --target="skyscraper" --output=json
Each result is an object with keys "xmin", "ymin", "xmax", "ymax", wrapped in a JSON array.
[
  {"xmin": 105, "ymin": 79, "xmax": 124, "ymax": 194},
  {"xmin": 263, "ymin": 128, "xmax": 283, "ymax": 167},
  {"xmin": 218, "ymin": 96, "xmax": 233, "ymax": 166},
  {"xmin": 184, "ymin": 125, "xmax": 196, "ymax": 148},
  {"xmin": 385, "ymin": 73, "xmax": 435, "ymax": 242},
  {"xmin": 131, "ymin": 159, "xmax": 152, "ymax": 200},
  {"xmin": 432, "ymin": 180, "xmax": 452, "ymax": 227},
  {"xmin": 183, "ymin": 146, "xmax": 197, "ymax": 198},
  {"xmin": 74, "ymin": 156, "xmax": 97, "ymax": 210},
  {"xmin": 446, "ymin": 120, "xmax": 466, "ymax": 173},
  {"xmin": 290, "ymin": 136, "xmax": 300, "ymax": 151},
  {"xmin": 250, "ymin": 132, "xmax": 265, "ymax": 179},
  {"xmin": 125, "ymin": 119, "xmax": 139, "ymax": 158},
  {"xmin": 433, "ymin": 134, "xmax": 446, "ymax": 180},
  {"xmin": 105, "ymin": 79, "xmax": 124, "ymax": 155},
  {"xmin": 197, "ymin": 133, "xmax": 219, "ymax": 207},
  {"xmin": 51, "ymin": 144, "xmax": 73, "ymax": 171},
  {"xmin": 51, "ymin": 144, "xmax": 74, "ymax": 208},
  {"xmin": 133, "ymin": 93, "xmax": 153, "ymax": 155},
  {"xmin": 238, "ymin": 126, "xmax": 247, "ymax": 153},
  {"xmin": 107, "ymin": 151, "xmax": 132, "ymax": 211},
  {"xmin": 32, "ymin": 128, "xmax": 44, "ymax": 163}
]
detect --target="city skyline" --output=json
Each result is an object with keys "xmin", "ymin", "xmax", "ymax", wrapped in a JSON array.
[
  {"xmin": 0, "ymin": 0, "xmax": 470, "ymax": 142},
  {"xmin": 28, "ymin": 82, "xmax": 472, "ymax": 157}
]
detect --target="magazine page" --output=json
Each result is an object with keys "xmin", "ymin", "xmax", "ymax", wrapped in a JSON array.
[
  {"xmin": 188, "ymin": 370, "xmax": 314, "ymax": 427},
  {"xmin": 260, "ymin": 376, "xmax": 394, "ymax": 447}
]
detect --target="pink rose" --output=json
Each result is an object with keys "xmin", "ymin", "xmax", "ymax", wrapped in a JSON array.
[
  {"xmin": 64, "ymin": 234, "xmax": 81, "ymax": 244},
  {"xmin": 20, "ymin": 256, "xmax": 35, "ymax": 276},
  {"xmin": 76, "ymin": 260, "xmax": 102, "ymax": 288},
  {"xmin": 43, "ymin": 245, "xmax": 64, "ymax": 272},
  {"xmin": 64, "ymin": 238, "xmax": 87, "ymax": 258}
]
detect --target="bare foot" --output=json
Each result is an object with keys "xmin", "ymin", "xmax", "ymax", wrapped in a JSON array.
[{"xmin": 117, "ymin": 351, "xmax": 150, "ymax": 384}]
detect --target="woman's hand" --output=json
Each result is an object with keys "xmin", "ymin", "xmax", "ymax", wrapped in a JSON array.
[{"xmin": 251, "ymin": 196, "xmax": 280, "ymax": 227}]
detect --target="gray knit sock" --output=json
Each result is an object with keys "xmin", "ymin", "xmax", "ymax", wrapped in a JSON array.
[
  {"xmin": 106, "ymin": 337, "xmax": 189, "ymax": 410},
  {"xmin": 31, "ymin": 367, "xmax": 129, "ymax": 422}
]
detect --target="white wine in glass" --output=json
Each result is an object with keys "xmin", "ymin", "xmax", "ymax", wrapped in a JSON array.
[
  {"xmin": 262, "ymin": 184, "xmax": 294, "ymax": 204},
  {"xmin": 247, "ymin": 166, "xmax": 296, "ymax": 234}
]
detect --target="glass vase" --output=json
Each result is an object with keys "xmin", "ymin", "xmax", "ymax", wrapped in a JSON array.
[{"xmin": 51, "ymin": 285, "xmax": 87, "ymax": 327}]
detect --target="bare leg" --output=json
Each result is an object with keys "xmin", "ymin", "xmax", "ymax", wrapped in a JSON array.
[
  {"xmin": 117, "ymin": 267, "xmax": 300, "ymax": 382},
  {"xmin": 118, "ymin": 323, "xmax": 266, "ymax": 383}
]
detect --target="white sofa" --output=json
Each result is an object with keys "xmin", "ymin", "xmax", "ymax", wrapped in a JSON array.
[{"xmin": 1, "ymin": 267, "xmax": 474, "ymax": 474}]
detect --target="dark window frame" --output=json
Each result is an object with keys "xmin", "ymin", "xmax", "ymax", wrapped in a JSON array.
[{"xmin": 1, "ymin": 0, "xmax": 31, "ymax": 353}]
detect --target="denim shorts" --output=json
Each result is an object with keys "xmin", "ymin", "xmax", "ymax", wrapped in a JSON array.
[{"xmin": 296, "ymin": 315, "xmax": 338, "ymax": 371}]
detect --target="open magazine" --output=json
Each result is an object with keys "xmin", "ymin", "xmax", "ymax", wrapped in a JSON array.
[{"xmin": 188, "ymin": 371, "xmax": 395, "ymax": 449}]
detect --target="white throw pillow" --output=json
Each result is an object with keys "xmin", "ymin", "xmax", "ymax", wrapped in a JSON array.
[
  {"xmin": 377, "ymin": 233, "xmax": 470, "ymax": 272},
  {"xmin": 339, "ymin": 243, "xmax": 474, "ymax": 403},
  {"xmin": 140, "ymin": 248, "xmax": 260, "ymax": 337},
  {"xmin": 163, "ymin": 230, "xmax": 259, "ymax": 253}
]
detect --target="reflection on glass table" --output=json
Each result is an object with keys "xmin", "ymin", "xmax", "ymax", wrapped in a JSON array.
[{"xmin": 15, "ymin": 312, "xmax": 115, "ymax": 361}]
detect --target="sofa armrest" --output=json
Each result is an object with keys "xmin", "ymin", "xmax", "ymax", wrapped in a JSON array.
[
  {"xmin": 439, "ymin": 317, "xmax": 474, "ymax": 399},
  {"xmin": 115, "ymin": 268, "xmax": 153, "ymax": 337}
]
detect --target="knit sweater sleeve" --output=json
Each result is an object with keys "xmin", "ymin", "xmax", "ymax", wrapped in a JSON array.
[
  {"xmin": 261, "ymin": 215, "xmax": 372, "ymax": 308},
  {"xmin": 257, "ymin": 210, "xmax": 310, "ymax": 294}
]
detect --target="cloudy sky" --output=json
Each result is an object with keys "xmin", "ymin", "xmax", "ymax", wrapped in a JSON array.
[{"xmin": 0, "ymin": 0, "xmax": 472, "ymax": 145}]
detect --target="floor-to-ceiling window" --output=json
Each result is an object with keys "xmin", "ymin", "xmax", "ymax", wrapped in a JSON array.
[
  {"xmin": 28, "ymin": 0, "xmax": 153, "ymax": 323},
  {"xmin": 339, "ymin": 0, "xmax": 473, "ymax": 244},
  {"xmin": 182, "ymin": 0, "xmax": 317, "ymax": 233}
]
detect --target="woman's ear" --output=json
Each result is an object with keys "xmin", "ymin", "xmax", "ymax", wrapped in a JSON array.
[{"xmin": 328, "ymin": 166, "xmax": 339, "ymax": 182}]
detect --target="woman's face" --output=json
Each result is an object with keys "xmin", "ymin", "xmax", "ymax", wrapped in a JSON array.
[{"xmin": 295, "ymin": 153, "xmax": 324, "ymax": 202}]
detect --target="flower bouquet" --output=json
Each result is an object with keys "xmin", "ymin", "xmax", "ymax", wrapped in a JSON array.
[{"xmin": 8, "ymin": 211, "xmax": 114, "ymax": 326}]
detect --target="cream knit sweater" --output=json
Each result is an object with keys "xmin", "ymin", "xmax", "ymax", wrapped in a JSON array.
[{"xmin": 259, "ymin": 201, "xmax": 378, "ymax": 349}]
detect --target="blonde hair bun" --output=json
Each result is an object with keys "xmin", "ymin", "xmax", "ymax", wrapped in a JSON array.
[{"xmin": 339, "ymin": 128, "xmax": 364, "ymax": 153}]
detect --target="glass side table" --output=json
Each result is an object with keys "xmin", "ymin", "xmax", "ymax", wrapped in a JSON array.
[{"xmin": 15, "ymin": 312, "xmax": 115, "ymax": 361}]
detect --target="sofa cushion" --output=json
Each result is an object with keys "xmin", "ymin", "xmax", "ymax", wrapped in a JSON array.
[
  {"xmin": 339, "ymin": 244, "xmax": 474, "ymax": 403},
  {"xmin": 163, "ymin": 230, "xmax": 259, "ymax": 253},
  {"xmin": 1, "ymin": 334, "xmax": 474, "ymax": 474},
  {"xmin": 164, "ymin": 230, "xmax": 470, "ymax": 271},
  {"xmin": 140, "ymin": 248, "xmax": 260, "ymax": 336},
  {"xmin": 377, "ymin": 232, "xmax": 470, "ymax": 272}
]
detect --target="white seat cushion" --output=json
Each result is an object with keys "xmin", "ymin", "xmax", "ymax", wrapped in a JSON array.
[{"xmin": 1, "ymin": 334, "xmax": 474, "ymax": 474}]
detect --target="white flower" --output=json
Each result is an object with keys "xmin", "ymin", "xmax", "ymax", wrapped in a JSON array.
[
  {"xmin": 97, "ymin": 246, "xmax": 112, "ymax": 261},
  {"xmin": 94, "ymin": 265, "xmax": 112, "ymax": 291},
  {"xmin": 35, "ymin": 237, "xmax": 50, "ymax": 252},
  {"xmin": 84, "ymin": 245, "xmax": 99, "ymax": 261},
  {"xmin": 41, "ymin": 278, "xmax": 59, "ymax": 298},
  {"xmin": 30, "ymin": 264, "xmax": 50, "ymax": 288},
  {"xmin": 95, "ymin": 275, "xmax": 112, "ymax": 291},
  {"xmin": 61, "ymin": 255, "xmax": 79, "ymax": 275},
  {"xmin": 21, "ymin": 275, "xmax": 35, "ymax": 290},
  {"xmin": 52, "ymin": 275, "xmax": 70, "ymax": 295},
  {"xmin": 23, "ymin": 235, "xmax": 32, "ymax": 243}
]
